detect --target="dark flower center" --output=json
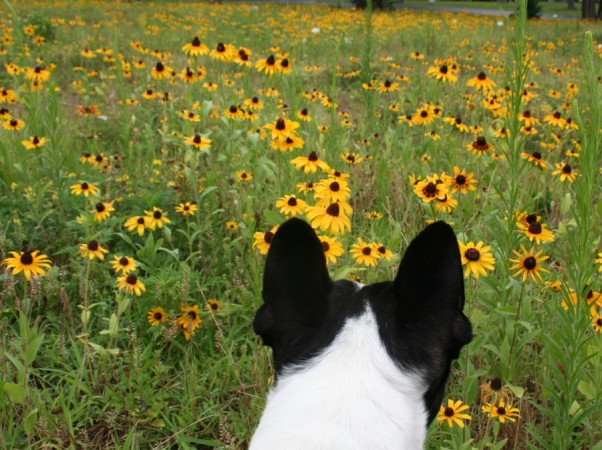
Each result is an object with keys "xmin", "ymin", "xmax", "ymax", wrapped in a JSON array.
[
  {"xmin": 562, "ymin": 164, "xmax": 572, "ymax": 174},
  {"xmin": 280, "ymin": 59, "xmax": 289, "ymax": 68},
  {"xmin": 126, "ymin": 274, "xmax": 138, "ymax": 285},
  {"xmin": 88, "ymin": 240, "xmax": 99, "ymax": 251},
  {"xmin": 477, "ymin": 71, "xmax": 486, "ymax": 80},
  {"xmin": 266, "ymin": 55, "xmax": 275, "ymax": 65},
  {"xmin": 191, "ymin": 36, "xmax": 201, "ymax": 46},
  {"xmin": 362, "ymin": 247, "xmax": 371, "ymax": 256},
  {"xmin": 444, "ymin": 407, "xmax": 455, "ymax": 417},
  {"xmin": 20, "ymin": 252, "xmax": 34, "ymax": 265},
  {"xmin": 455, "ymin": 117, "xmax": 462, "ymax": 124},
  {"xmin": 95, "ymin": 155, "xmax": 103, "ymax": 162},
  {"xmin": 523, "ymin": 256, "xmax": 537, "ymax": 270},
  {"xmin": 193, "ymin": 134, "xmax": 202, "ymax": 144},
  {"xmin": 308, "ymin": 151, "xmax": 318, "ymax": 162},
  {"xmin": 229, "ymin": 105, "xmax": 237, "ymax": 113},
  {"xmin": 187, "ymin": 310, "xmax": 197, "ymax": 320},
  {"xmin": 424, "ymin": 182, "xmax": 437, "ymax": 196},
  {"xmin": 553, "ymin": 111, "xmax": 561, "ymax": 119},
  {"xmin": 275, "ymin": 118, "xmax": 285, "ymax": 130},
  {"xmin": 153, "ymin": 211, "xmax": 162, "ymax": 219},
  {"xmin": 137, "ymin": 217, "xmax": 145, "ymax": 225},
  {"xmin": 531, "ymin": 152, "xmax": 542, "ymax": 160},
  {"xmin": 377, "ymin": 246, "xmax": 386, "ymax": 254},
  {"xmin": 528, "ymin": 221, "xmax": 542, "ymax": 234},
  {"xmin": 287, "ymin": 197, "xmax": 298, "ymax": 206},
  {"xmin": 326, "ymin": 203, "xmax": 340, "ymax": 217},
  {"xmin": 476, "ymin": 136, "xmax": 487, "ymax": 146},
  {"xmin": 526, "ymin": 214, "xmax": 537, "ymax": 223},
  {"xmin": 285, "ymin": 137, "xmax": 294, "ymax": 144},
  {"xmin": 465, "ymin": 248, "xmax": 481, "ymax": 261},
  {"xmin": 523, "ymin": 110, "xmax": 531, "ymax": 118},
  {"xmin": 321, "ymin": 241, "xmax": 330, "ymax": 252},
  {"xmin": 10, "ymin": 119, "xmax": 17, "ymax": 126},
  {"xmin": 216, "ymin": 42, "xmax": 225, "ymax": 52},
  {"xmin": 455, "ymin": 175, "xmax": 466, "ymax": 185},
  {"xmin": 155, "ymin": 62, "xmax": 165, "ymax": 72},
  {"xmin": 264, "ymin": 231, "xmax": 274, "ymax": 244},
  {"xmin": 96, "ymin": 203, "xmax": 106, "ymax": 212},
  {"xmin": 384, "ymin": 80, "xmax": 391, "ymax": 87},
  {"xmin": 329, "ymin": 182, "xmax": 340, "ymax": 192},
  {"xmin": 440, "ymin": 65, "xmax": 448, "ymax": 74},
  {"xmin": 32, "ymin": 136, "xmax": 40, "ymax": 145},
  {"xmin": 252, "ymin": 97, "xmax": 259, "ymax": 103},
  {"xmin": 119, "ymin": 257, "xmax": 129, "ymax": 266},
  {"xmin": 497, "ymin": 407, "xmax": 507, "ymax": 416},
  {"xmin": 154, "ymin": 311, "xmax": 163, "ymax": 320},
  {"xmin": 490, "ymin": 377, "xmax": 503, "ymax": 391},
  {"xmin": 420, "ymin": 110, "xmax": 428, "ymax": 118}
]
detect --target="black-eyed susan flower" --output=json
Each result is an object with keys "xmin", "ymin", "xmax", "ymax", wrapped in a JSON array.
[
  {"xmin": 256, "ymin": 54, "xmax": 278, "ymax": 76},
  {"xmin": 341, "ymin": 152, "xmax": 363, "ymax": 165},
  {"xmin": 182, "ymin": 36, "xmax": 208, "ymax": 56},
  {"xmin": 112, "ymin": 255, "xmax": 137, "ymax": 275},
  {"xmin": 374, "ymin": 244, "xmax": 394, "ymax": 260},
  {"xmin": 183, "ymin": 133, "xmax": 212, "ymax": 150},
  {"xmin": 459, "ymin": 241, "xmax": 496, "ymax": 279},
  {"xmin": 290, "ymin": 151, "xmax": 330, "ymax": 174},
  {"xmin": 275, "ymin": 194, "xmax": 307, "ymax": 217},
  {"xmin": 427, "ymin": 63, "xmax": 457, "ymax": 83},
  {"xmin": 467, "ymin": 136, "xmax": 492, "ymax": 156},
  {"xmin": 117, "ymin": 273, "xmax": 146, "ymax": 296},
  {"xmin": 144, "ymin": 207, "xmax": 170, "ymax": 229},
  {"xmin": 253, "ymin": 226, "xmax": 279, "ymax": 255},
  {"xmin": 175, "ymin": 202, "xmax": 198, "ymax": 216},
  {"xmin": 148, "ymin": 307, "xmax": 168, "ymax": 326},
  {"xmin": 414, "ymin": 176, "xmax": 449, "ymax": 203},
  {"xmin": 552, "ymin": 163, "xmax": 578, "ymax": 183},
  {"xmin": 350, "ymin": 239, "xmax": 380, "ymax": 267},
  {"xmin": 297, "ymin": 108, "xmax": 311, "ymax": 121},
  {"xmin": 4, "ymin": 118, "xmax": 25, "ymax": 131},
  {"xmin": 366, "ymin": 211, "xmax": 383, "ymax": 220},
  {"xmin": 206, "ymin": 298, "xmax": 221, "ymax": 314},
  {"xmin": 521, "ymin": 150, "xmax": 547, "ymax": 169},
  {"xmin": 150, "ymin": 61, "xmax": 172, "ymax": 80},
  {"xmin": 70, "ymin": 181, "xmax": 99, "ymax": 197},
  {"xmin": 244, "ymin": 96, "xmax": 263, "ymax": 111},
  {"xmin": 265, "ymin": 117, "xmax": 299, "ymax": 140},
  {"xmin": 124, "ymin": 215, "xmax": 147, "ymax": 236},
  {"xmin": 175, "ymin": 305, "xmax": 202, "ymax": 341},
  {"xmin": 277, "ymin": 58, "xmax": 292, "ymax": 75},
  {"xmin": 314, "ymin": 178, "xmax": 351, "ymax": 204},
  {"xmin": 466, "ymin": 71, "xmax": 496, "ymax": 91},
  {"xmin": 437, "ymin": 399, "xmax": 471, "ymax": 429},
  {"xmin": 210, "ymin": 42, "xmax": 236, "ymax": 62},
  {"xmin": 450, "ymin": 167, "xmax": 477, "ymax": 194},
  {"xmin": 306, "ymin": 201, "xmax": 352, "ymax": 235},
  {"xmin": 411, "ymin": 104, "xmax": 437, "ymax": 126},
  {"xmin": 225, "ymin": 221, "xmax": 239, "ymax": 231},
  {"xmin": 318, "ymin": 234, "xmax": 344, "ymax": 264},
  {"xmin": 91, "ymin": 201, "xmax": 115, "ymax": 222},
  {"xmin": 377, "ymin": 79, "xmax": 400, "ymax": 93},
  {"xmin": 3, "ymin": 250, "xmax": 51, "ymax": 281},
  {"xmin": 21, "ymin": 136, "xmax": 48, "ymax": 150},
  {"xmin": 517, "ymin": 220, "xmax": 555, "ymax": 244},
  {"xmin": 79, "ymin": 240, "xmax": 108, "ymax": 261},
  {"xmin": 270, "ymin": 135, "xmax": 305, "ymax": 152},
  {"xmin": 592, "ymin": 312, "xmax": 602, "ymax": 333},
  {"xmin": 234, "ymin": 47, "xmax": 253, "ymax": 67},
  {"xmin": 596, "ymin": 253, "xmax": 602, "ymax": 272},
  {"xmin": 510, "ymin": 245, "xmax": 549, "ymax": 282},
  {"xmin": 480, "ymin": 377, "xmax": 512, "ymax": 404},
  {"xmin": 236, "ymin": 170, "xmax": 252, "ymax": 182},
  {"xmin": 482, "ymin": 400, "xmax": 520, "ymax": 424}
]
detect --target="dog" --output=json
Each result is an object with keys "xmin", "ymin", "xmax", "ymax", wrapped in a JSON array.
[{"xmin": 251, "ymin": 218, "xmax": 472, "ymax": 449}]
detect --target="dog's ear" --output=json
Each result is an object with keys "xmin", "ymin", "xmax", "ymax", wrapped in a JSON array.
[
  {"xmin": 394, "ymin": 221, "xmax": 472, "ymax": 353},
  {"xmin": 254, "ymin": 218, "xmax": 332, "ymax": 367}
]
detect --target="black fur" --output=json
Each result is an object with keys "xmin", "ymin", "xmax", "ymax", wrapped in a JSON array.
[{"xmin": 253, "ymin": 218, "xmax": 472, "ymax": 425}]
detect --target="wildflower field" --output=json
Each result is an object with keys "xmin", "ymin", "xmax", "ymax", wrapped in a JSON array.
[{"xmin": 0, "ymin": 0, "xmax": 601, "ymax": 448}]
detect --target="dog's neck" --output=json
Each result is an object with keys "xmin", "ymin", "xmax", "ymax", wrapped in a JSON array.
[{"xmin": 250, "ymin": 306, "xmax": 427, "ymax": 450}]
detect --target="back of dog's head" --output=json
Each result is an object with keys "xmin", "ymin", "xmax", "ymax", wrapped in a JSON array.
[{"xmin": 252, "ymin": 218, "xmax": 472, "ymax": 448}]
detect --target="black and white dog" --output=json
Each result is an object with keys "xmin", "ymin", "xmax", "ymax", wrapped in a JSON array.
[{"xmin": 251, "ymin": 218, "xmax": 472, "ymax": 449}]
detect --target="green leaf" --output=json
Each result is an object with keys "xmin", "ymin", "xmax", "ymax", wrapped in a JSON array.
[
  {"xmin": 25, "ymin": 335, "xmax": 44, "ymax": 365},
  {"xmin": 23, "ymin": 408, "xmax": 38, "ymax": 435},
  {"xmin": 4, "ymin": 383, "xmax": 27, "ymax": 404}
]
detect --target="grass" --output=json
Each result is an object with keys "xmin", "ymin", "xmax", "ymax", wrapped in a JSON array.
[{"xmin": 0, "ymin": 0, "xmax": 601, "ymax": 448}]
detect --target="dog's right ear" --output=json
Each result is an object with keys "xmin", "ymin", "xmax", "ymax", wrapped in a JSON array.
[{"xmin": 253, "ymin": 218, "xmax": 332, "ymax": 369}]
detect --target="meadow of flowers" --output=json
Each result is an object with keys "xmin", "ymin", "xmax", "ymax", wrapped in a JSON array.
[{"xmin": 0, "ymin": 0, "xmax": 601, "ymax": 448}]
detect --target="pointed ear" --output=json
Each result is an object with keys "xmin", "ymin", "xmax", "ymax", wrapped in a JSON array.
[
  {"xmin": 253, "ymin": 218, "xmax": 332, "ymax": 355},
  {"xmin": 394, "ymin": 221, "xmax": 471, "ymax": 346}
]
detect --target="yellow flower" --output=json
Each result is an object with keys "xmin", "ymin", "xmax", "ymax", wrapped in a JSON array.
[
  {"xmin": 144, "ymin": 207, "xmax": 171, "ymax": 229},
  {"xmin": 22, "ymin": 136, "xmax": 48, "ymax": 150},
  {"xmin": 3, "ymin": 250, "xmax": 51, "ymax": 281},
  {"xmin": 306, "ymin": 201, "xmax": 352, "ymax": 235},
  {"xmin": 124, "ymin": 215, "xmax": 148, "ymax": 236},
  {"xmin": 437, "ymin": 399, "xmax": 472, "ymax": 429},
  {"xmin": 111, "ymin": 256, "xmax": 137, "ymax": 275},
  {"xmin": 70, "ymin": 181, "xmax": 100, "ymax": 197},
  {"xmin": 317, "ymin": 234, "xmax": 344, "ymax": 264},
  {"xmin": 175, "ymin": 305, "xmax": 202, "ymax": 341},
  {"xmin": 350, "ymin": 239, "xmax": 380, "ymax": 267},
  {"xmin": 510, "ymin": 245, "xmax": 549, "ymax": 283},
  {"xmin": 175, "ymin": 202, "xmax": 198, "ymax": 216},
  {"xmin": 148, "ymin": 307, "xmax": 168, "ymax": 326},
  {"xmin": 79, "ymin": 240, "xmax": 109, "ymax": 261},
  {"xmin": 482, "ymin": 400, "xmax": 520, "ymax": 423},
  {"xmin": 253, "ymin": 226, "xmax": 279, "ymax": 255},
  {"xmin": 117, "ymin": 273, "xmax": 146, "ymax": 296},
  {"xmin": 91, "ymin": 201, "xmax": 115, "ymax": 222},
  {"xmin": 458, "ymin": 241, "xmax": 496, "ymax": 279},
  {"xmin": 275, "ymin": 194, "xmax": 308, "ymax": 217}
]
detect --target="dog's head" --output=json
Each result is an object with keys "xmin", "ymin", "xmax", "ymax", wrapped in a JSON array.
[{"xmin": 253, "ymin": 218, "xmax": 472, "ymax": 429}]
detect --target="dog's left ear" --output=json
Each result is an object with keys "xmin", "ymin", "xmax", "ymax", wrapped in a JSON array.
[{"xmin": 254, "ymin": 218, "xmax": 332, "ymax": 369}]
